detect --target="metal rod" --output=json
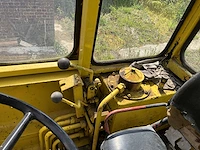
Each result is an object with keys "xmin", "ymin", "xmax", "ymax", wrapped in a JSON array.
[
  {"xmin": 92, "ymin": 83, "xmax": 125, "ymax": 150},
  {"xmin": 104, "ymin": 103, "xmax": 167, "ymax": 134},
  {"xmin": 52, "ymin": 132, "xmax": 85, "ymax": 150},
  {"xmin": 84, "ymin": 112, "xmax": 94, "ymax": 135},
  {"xmin": 71, "ymin": 63, "xmax": 94, "ymax": 83},
  {"xmin": 39, "ymin": 113, "xmax": 75, "ymax": 150},
  {"xmin": 1, "ymin": 112, "xmax": 32, "ymax": 150},
  {"xmin": 45, "ymin": 123, "xmax": 82, "ymax": 150}
]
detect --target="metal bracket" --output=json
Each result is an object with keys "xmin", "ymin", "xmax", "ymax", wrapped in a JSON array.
[{"xmin": 59, "ymin": 74, "xmax": 84, "ymax": 92}]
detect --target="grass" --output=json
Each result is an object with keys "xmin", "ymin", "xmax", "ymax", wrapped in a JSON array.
[
  {"xmin": 54, "ymin": 17, "xmax": 74, "ymax": 56},
  {"xmin": 54, "ymin": 0, "xmax": 75, "ymax": 56},
  {"xmin": 185, "ymin": 48, "xmax": 200, "ymax": 72},
  {"xmin": 184, "ymin": 32, "xmax": 200, "ymax": 72},
  {"xmin": 94, "ymin": 0, "xmax": 190, "ymax": 61},
  {"xmin": 54, "ymin": 0, "xmax": 192, "ymax": 63}
]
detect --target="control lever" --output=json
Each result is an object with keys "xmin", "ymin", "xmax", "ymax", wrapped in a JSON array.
[
  {"xmin": 51, "ymin": 91, "xmax": 81, "ymax": 108},
  {"xmin": 57, "ymin": 58, "xmax": 70, "ymax": 70},
  {"xmin": 57, "ymin": 58, "xmax": 94, "ymax": 82}
]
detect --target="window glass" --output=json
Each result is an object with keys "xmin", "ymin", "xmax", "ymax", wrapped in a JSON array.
[
  {"xmin": 94, "ymin": 0, "xmax": 191, "ymax": 61},
  {"xmin": 0, "ymin": 0, "xmax": 75, "ymax": 63},
  {"xmin": 184, "ymin": 30, "xmax": 200, "ymax": 72}
]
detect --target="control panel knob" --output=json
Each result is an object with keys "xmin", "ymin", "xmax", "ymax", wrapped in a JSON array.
[
  {"xmin": 51, "ymin": 91, "xmax": 63, "ymax": 103},
  {"xmin": 57, "ymin": 58, "xmax": 70, "ymax": 70}
]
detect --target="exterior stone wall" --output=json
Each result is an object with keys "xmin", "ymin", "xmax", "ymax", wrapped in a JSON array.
[{"xmin": 0, "ymin": 0, "xmax": 54, "ymax": 46}]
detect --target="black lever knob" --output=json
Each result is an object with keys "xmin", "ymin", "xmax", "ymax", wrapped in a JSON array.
[
  {"xmin": 57, "ymin": 58, "xmax": 70, "ymax": 70},
  {"xmin": 51, "ymin": 91, "xmax": 63, "ymax": 103}
]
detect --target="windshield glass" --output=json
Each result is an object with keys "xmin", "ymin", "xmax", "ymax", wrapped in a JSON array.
[
  {"xmin": 0, "ymin": 0, "xmax": 75, "ymax": 64},
  {"xmin": 94, "ymin": 0, "xmax": 191, "ymax": 61},
  {"xmin": 184, "ymin": 30, "xmax": 200, "ymax": 72}
]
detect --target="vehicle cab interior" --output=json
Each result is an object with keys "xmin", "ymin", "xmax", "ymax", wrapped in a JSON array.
[{"xmin": 0, "ymin": 0, "xmax": 200, "ymax": 150}]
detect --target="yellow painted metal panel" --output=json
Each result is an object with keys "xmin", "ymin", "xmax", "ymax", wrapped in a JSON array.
[
  {"xmin": 0, "ymin": 60, "xmax": 78, "ymax": 78},
  {"xmin": 0, "ymin": 71, "xmax": 78, "ymax": 88},
  {"xmin": 169, "ymin": 0, "xmax": 200, "ymax": 59},
  {"xmin": 0, "ymin": 81, "xmax": 75, "ymax": 149},
  {"xmin": 0, "ymin": 0, "xmax": 199, "ymax": 149},
  {"xmin": 100, "ymin": 76, "xmax": 176, "ymax": 133},
  {"xmin": 78, "ymin": 0, "xmax": 100, "ymax": 72},
  {"xmin": 109, "ymin": 94, "xmax": 173, "ymax": 133},
  {"xmin": 167, "ymin": 59, "xmax": 192, "ymax": 81}
]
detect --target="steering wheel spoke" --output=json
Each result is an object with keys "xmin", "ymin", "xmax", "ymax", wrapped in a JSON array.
[
  {"xmin": 0, "ymin": 93, "xmax": 78, "ymax": 150},
  {"xmin": 1, "ymin": 112, "xmax": 32, "ymax": 150}
]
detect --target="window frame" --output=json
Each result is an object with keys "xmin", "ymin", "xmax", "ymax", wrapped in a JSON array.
[{"xmin": 180, "ymin": 21, "xmax": 200, "ymax": 74}]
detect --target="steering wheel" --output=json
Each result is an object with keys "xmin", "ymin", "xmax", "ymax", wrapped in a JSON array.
[{"xmin": 0, "ymin": 93, "xmax": 78, "ymax": 150}]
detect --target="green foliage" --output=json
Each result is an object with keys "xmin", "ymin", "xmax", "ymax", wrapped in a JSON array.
[
  {"xmin": 184, "ymin": 32, "xmax": 200, "ymax": 72},
  {"xmin": 54, "ymin": 41, "xmax": 66, "ymax": 55},
  {"xmin": 94, "ymin": 0, "xmax": 191, "ymax": 61},
  {"xmin": 54, "ymin": 0, "xmax": 75, "ymax": 19},
  {"xmin": 185, "ymin": 48, "xmax": 200, "ymax": 72},
  {"xmin": 54, "ymin": 1, "xmax": 75, "ymax": 57}
]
